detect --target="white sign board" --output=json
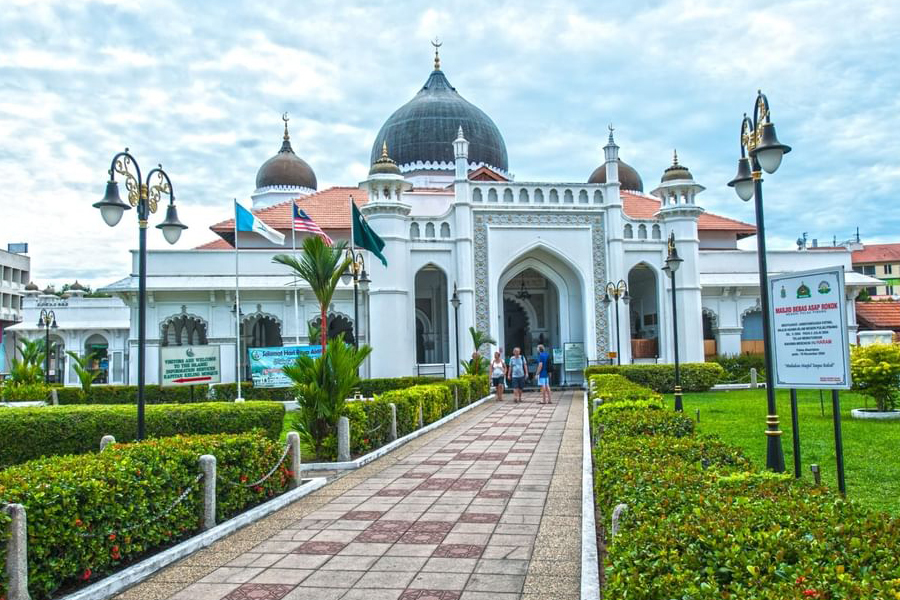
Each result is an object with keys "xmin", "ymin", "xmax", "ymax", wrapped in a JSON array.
[
  {"xmin": 563, "ymin": 342, "xmax": 585, "ymax": 372},
  {"xmin": 160, "ymin": 345, "xmax": 221, "ymax": 387},
  {"xmin": 769, "ymin": 266, "xmax": 851, "ymax": 389}
]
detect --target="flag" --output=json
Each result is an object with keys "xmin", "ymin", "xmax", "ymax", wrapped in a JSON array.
[
  {"xmin": 235, "ymin": 201, "xmax": 284, "ymax": 245},
  {"xmin": 352, "ymin": 201, "xmax": 387, "ymax": 266},
  {"xmin": 293, "ymin": 203, "xmax": 333, "ymax": 246}
]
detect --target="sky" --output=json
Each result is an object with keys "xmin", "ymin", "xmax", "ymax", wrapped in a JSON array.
[{"xmin": 0, "ymin": 0, "xmax": 898, "ymax": 290}]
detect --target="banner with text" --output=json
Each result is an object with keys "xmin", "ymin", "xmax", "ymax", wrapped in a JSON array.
[
  {"xmin": 160, "ymin": 345, "xmax": 221, "ymax": 387},
  {"xmin": 769, "ymin": 266, "xmax": 851, "ymax": 389},
  {"xmin": 248, "ymin": 345, "xmax": 323, "ymax": 388}
]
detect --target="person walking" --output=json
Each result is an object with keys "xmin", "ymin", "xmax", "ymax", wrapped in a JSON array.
[
  {"xmin": 535, "ymin": 344, "xmax": 552, "ymax": 404},
  {"xmin": 491, "ymin": 351, "xmax": 507, "ymax": 401},
  {"xmin": 508, "ymin": 347, "xmax": 528, "ymax": 403}
]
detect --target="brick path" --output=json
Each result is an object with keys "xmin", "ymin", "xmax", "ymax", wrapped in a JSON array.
[{"xmin": 116, "ymin": 390, "xmax": 582, "ymax": 600}]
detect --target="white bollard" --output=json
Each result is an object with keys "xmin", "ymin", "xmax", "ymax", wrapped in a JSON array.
[
  {"xmin": 4, "ymin": 503, "xmax": 31, "ymax": 600},
  {"xmin": 417, "ymin": 405, "xmax": 424, "ymax": 429},
  {"xmin": 454, "ymin": 387, "xmax": 459, "ymax": 411},
  {"xmin": 611, "ymin": 503, "xmax": 628, "ymax": 538},
  {"xmin": 389, "ymin": 403, "xmax": 398, "ymax": 441},
  {"xmin": 199, "ymin": 455, "xmax": 216, "ymax": 531},
  {"xmin": 50, "ymin": 389, "xmax": 59, "ymax": 406},
  {"xmin": 337, "ymin": 417, "xmax": 351, "ymax": 462},
  {"xmin": 750, "ymin": 368, "xmax": 758, "ymax": 389},
  {"xmin": 286, "ymin": 432, "xmax": 302, "ymax": 489},
  {"xmin": 100, "ymin": 435, "xmax": 116, "ymax": 451}
]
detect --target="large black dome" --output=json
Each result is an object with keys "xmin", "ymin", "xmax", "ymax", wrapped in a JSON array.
[{"xmin": 370, "ymin": 69, "xmax": 508, "ymax": 173}]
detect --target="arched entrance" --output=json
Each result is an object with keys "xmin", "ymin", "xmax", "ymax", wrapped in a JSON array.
[
  {"xmin": 414, "ymin": 266, "xmax": 449, "ymax": 365},
  {"xmin": 84, "ymin": 333, "xmax": 110, "ymax": 384},
  {"xmin": 628, "ymin": 263, "xmax": 659, "ymax": 360},
  {"xmin": 241, "ymin": 313, "xmax": 283, "ymax": 381},
  {"xmin": 741, "ymin": 309, "xmax": 764, "ymax": 354},
  {"xmin": 502, "ymin": 269, "xmax": 555, "ymax": 358}
]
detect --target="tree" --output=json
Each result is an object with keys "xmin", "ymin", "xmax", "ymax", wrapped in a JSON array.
[
  {"xmin": 461, "ymin": 327, "xmax": 496, "ymax": 376},
  {"xmin": 851, "ymin": 343, "xmax": 900, "ymax": 412},
  {"xmin": 66, "ymin": 351, "xmax": 102, "ymax": 395},
  {"xmin": 9, "ymin": 337, "xmax": 46, "ymax": 385},
  {"xmin": 273, "ymin": 236, "xmax": 352, "ymax": 351},
  {"xmin": 282, "ymin": 335, "xmax": 372, "ymax": 457}
]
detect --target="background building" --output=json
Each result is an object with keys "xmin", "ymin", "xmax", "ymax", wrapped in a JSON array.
[
  {"xmin": 852, "ymin": 243, "xmax": 900, "ymax": 297},
  {"xmin": 0, "ymin": 246, "xmax": 30, "ymax": 375}
]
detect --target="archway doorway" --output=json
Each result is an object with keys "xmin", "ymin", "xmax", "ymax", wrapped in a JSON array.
[
  {"xmin": 414, "ymin": 266, "xmax": 449, "ymax": 365},
  {"xmin": 84, "ymin": 333, "xmax": 109, "ymax": 384},
  {"xmin": 502, "ymin": 268, "xmax": 557, "ymax": 359},
  {"xmin": 628, "ymin": 263, "xmax": 659, "ymax": 360}
]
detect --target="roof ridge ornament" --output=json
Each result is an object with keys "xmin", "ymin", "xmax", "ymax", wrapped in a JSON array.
[
  {"xmin": 608, "ymin": 123, "xmax": 615, "ymax": 144},
  {"xmin": 432, "ymin": 37, "xmax": 442, "ymax": 70},
  {"xmin": 672, "ymin": 149, "xmax": 679, "ymax": 166},
  {"xmin": 282, "ymin": 112, "xmax": 290, "ymax": 141}
]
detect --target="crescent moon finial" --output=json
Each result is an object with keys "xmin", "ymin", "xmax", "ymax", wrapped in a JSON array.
[{"xmin": 282, "ymin": 112, "xmax": 290, "ymax": 140}]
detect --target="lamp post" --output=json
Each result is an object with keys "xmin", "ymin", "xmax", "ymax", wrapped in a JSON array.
[
  {"xmin": 450, "ymin": 283, "xmax": 461, "ymax": 377},
  {"xmin": 94, "ymin": 150, "xmax": 187, "ymax": 440},
  {"xmin": 661, "ymin": 233, "xmax": 684, "ymax": 411},
  {"xmin": 727, "ymin": 90, "xmax": 791, "ymax": 473},
  {"xmin": 341, "ymin": 250, "xmax": 370, "ymax": 349},
  {"xmin": 37, "ymin": 309, "xmax": 58, "ymax": 384},
  {"xmin": 602, "ymin": 280, "xmax": 629, "ymax": 365}
]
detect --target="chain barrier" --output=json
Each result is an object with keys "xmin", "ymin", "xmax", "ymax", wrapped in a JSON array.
[
  {"xmin": 365, "ymin": 420, "xmax": 385, "ymax": 436},
  {"xmin": 74, "ymin": 472, "xmax": 203, "ymax": 539},
  {"xmin": 219, "ymin": 441, "xmax": 291, "ymax": 488}
]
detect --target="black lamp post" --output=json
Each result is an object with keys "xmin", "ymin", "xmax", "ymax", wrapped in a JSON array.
[
  {"xmin": 602, "ymin": 280, "xmax": 629, "ymax": 365},
  {"xmin": 94, "ymin": 150, "xmax": 187, "ymax": 440},
  {"xmin": 661, "ymin": 233, "xmax": 684, "ymax": 412},
  {"xmin": 37, "ymin": 309, "xmax": 58, "ymax": 384},
  {"xmin": 450, "ymin": 283, "xmax": 461, "ymax": 377},
  {"xmin": 341, "ymin": 250, "xmax": 370, "ymax": 349},
  {"xmin": 727, "ymin": 90, "xmax": 791, "ymax": 473}
]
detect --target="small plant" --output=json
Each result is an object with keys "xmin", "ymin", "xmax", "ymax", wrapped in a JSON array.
[
  {"xmin": 460, "ymin": 327, "xmax": 496, "ymax": 376},
  {"xmin": 850, "ymin": 343, "xmax": 900, "ymax": 412},
  {"xmin": 66, "ymin": 350, "xmax": 102, "ymax": 395}
]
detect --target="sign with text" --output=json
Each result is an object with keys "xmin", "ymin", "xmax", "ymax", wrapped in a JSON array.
[
  {"xmin": 769, "ymin": 266, "xmax": 851, "ymax": 389},
  {"xmin": 248, "ymin": 345, "xmax": 323, "ymax": 388},
  {"xmin": 552, "ymin": 348, "xmax": 564, "ymax": 364},
  {"xmin": 160, "ymin": 345, "xmax": 221, "ymax": 387},
  {"xmin": 563, "ymin": 342, "xmax": 586, "ymax": 372}
]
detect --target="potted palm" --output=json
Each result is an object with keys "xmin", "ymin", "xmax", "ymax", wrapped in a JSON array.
[
  {"xmin": 461, "ymin": 327, "xmax": 496, "ymax": 376},
  {"xmin": 850, "ymin": 343, "xmax": 900, "ymax": 420}
]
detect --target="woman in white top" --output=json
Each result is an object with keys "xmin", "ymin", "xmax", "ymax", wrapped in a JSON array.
[{"xmin": 490, "ymin": 351, "xmax": 507, "ymax": 401}]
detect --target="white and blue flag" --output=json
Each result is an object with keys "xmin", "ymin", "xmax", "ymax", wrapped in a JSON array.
[{"xmin": 235, "ymin": 200, "xmax": 284, "ymax": 245}]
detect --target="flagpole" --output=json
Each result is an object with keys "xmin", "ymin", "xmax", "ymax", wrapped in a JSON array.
[
  {"xmin": 291, "ymin": 202, "xmax": 300, "ymax": 345},
  {"xmin": 234, "ymin": 200, "xmax": 244, "ymax": 402}
]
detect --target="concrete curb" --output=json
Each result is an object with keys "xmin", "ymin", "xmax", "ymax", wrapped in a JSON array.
[
  {"xmin": 57, "ymin": 477, "xmax": 328, "ymax": 600},
  {"xmin": 303, "ymin": 393, "xmax": 495, "ymax": 471},
  {"xmin": 581, "ymin": 390, "xmax": 601, "ymax": 600}
]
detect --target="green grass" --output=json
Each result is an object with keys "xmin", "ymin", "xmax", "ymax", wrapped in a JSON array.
[{"xmin": 669, "ymin": 388, "xmax": 900, "ymax": 515}]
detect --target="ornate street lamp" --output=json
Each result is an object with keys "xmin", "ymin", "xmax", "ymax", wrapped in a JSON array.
[
  {"xmin": 602, "ymin": 280, "xmax": 630, "ymax": 365},
  {"xmin": 37, "ymin": 309, "xmax": 58, "ymax": 384},
  {"xmin": 727, "ymin": 90, "xmax": 791, "ymax": 473},
  {"xmin": 94, "ymin": 150, "xmax": 187, "ymax": 440},
  {"xmin": 341, "ymin": 250, "xmax": 369, "ymax": 349},
  {"xmin": 661, "ymin": 233, "xmax": 684, "ymax": 412},
  {"xmin": 450, "ymin": 284, "xmax": 461, "ymax": 377}
]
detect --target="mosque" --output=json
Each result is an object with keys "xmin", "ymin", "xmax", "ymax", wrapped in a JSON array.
[{"xmin": 103, "ymin": 46, "xmax": 875, "ymax": 386}]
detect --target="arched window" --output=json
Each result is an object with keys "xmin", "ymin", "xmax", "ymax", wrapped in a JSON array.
[
  {"xmin": 519, "ymin": 188, "xmax": 529, "ymax": 203},
  {"xmin": 414, "ymin": 266, "xmax": 449, "ymax": 364},
  {"xmin": 472, "ymin": 188, "xmax": 483, "ymax": 202},
  {"xmin": 440, "ymin": 222, "xmax": 451, "ymax": 238},
  {"xmin": 410, "ymin": 222, "xmax": 420, "ymax": 239},
  {"xmin": 487, "ymin": 188, "xmax": 498, "ymax": 203},
  {"xmin": 624, "ymin": 224, "xmax": 634, "ymax": 239},
  {"xmin": 578, "ymin": 190, "xmax": 589, "ymax": 204},
  {"xmin": 161, "ymin": 313, "xmax": 208, "ymax": 347},
  {"xmin": 638, "ymin": 224, "xmax": 648, "ymax": 240},
  {"xmin": 564, "ymin": 189, "xmax": 574, "ymax": 203},
  {"xmin": 425, "ymin": 222, "xmax": 436, "ymax": 238},
  {"xmin": 593, "ymin": 190, "xmax": 603, "ymax": 204},
  {"xmin": 309, "ymin": 313, "xmax": 355, "ymax": 346},
  {"xmin": 503, "ymin": 188, "xmax": 513, "ymax": 203},
  {"xmin": 652, "ymin": 224, "xmax": 662, "ymax": 240},
  {"xmin": 534, "ymin": 189, "xmax": 544, "ymax": 203},
  {"xmin": 549, "ymin": 189, "xmax": 559, "ymax": 203}
]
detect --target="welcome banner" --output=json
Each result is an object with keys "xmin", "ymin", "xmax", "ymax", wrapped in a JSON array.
[{"xmin": 248, "ymin": 345, "xmax": 323, "ymax": 388}]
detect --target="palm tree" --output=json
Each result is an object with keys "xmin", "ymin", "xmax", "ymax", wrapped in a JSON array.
[
  {"xmin": 274, "ymin": 236, "xmax": 352, "ymax": 351},
  {"xmin": 462, "ymin": 327, "xmax": 496, "ymax": 376},
  {"xmin": 66, "ymin": 351, "xmax": 102, "ymax": 394}
]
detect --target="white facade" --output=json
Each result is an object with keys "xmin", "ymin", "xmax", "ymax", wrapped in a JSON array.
[{"xmin": 0, "ymin": 248, "xmax": 30, "ymax": 374}]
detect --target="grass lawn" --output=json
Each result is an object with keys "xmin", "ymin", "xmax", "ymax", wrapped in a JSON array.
[{"xmin": 668, "ymin": 388, "xmax": 900, "ymax": 515}]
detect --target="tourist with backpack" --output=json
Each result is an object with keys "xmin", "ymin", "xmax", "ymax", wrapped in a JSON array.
[{"xmin": 508, "ymin": 347, "xmax": 528, "ymax": 403}]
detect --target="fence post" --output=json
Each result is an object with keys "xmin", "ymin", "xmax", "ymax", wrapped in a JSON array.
[
  {"xmin": 199, "ymin": 455, "xmax": 216, "ymax": 531},
  {"xmin": 286, "ymin": 431, "xmax": 302, "ymax": 489},
  {"xmin": 388, "ymin": 403, "xmax": 398, "ymax": 441},
  {"xmin": 50, "ymin": 389, "xmax": 59, "ymax": 406},
  {"xmin": 454, "ymin": 387, "xmax": 459, "ymax": 411},
  {"xmin": 417, "ymin": 405, "xmax": 424, "ymax": 429},
  {"xmin": 337, "ymin": 417, "xmax": 350, "ymax": 462},
  {"xmin": 5, "ymin": 503, "xmax": 32, "ymax": 600},
  {"xmin": 611, "ymin": 503, "xmax": 628, "ymax": 538},
  {"xmin": 100, "ymin": 435, "xmax": 116, "ymax": 451},
  {"xmin": 592, "ymin": 398, "xmax": 602, "ymax": 414},
  {"xmin": 750, "ymin": 368, "xmax": 758, "ymax": 389}
]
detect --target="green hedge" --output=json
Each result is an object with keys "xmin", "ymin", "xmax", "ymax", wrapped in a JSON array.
[
  {"xmin": 584, "ymin": 362, "xmax": 724, "ymax": 392},
  {"xmin": 355, "ymin": 376, "xmax": 443, "ymax": 397},
  {"xmin": 590, "ymin": 375, "xmax": 900, "ymax": 597},
  {"xmin": 0, "ymin": 402, "xmax": 285, "ymax": 467},
  {"xmin": 589, "ymin": 373, "xmax": 663, "ymax": 403},
  {"xmin": 0, "ymin": 432, "xmax": 290, "ymax": 599},
  {"xmin": 710, "ymin": 353, "xmax": 766, "ymax": 383}
]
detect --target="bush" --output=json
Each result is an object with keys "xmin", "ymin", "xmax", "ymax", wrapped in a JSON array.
[
  {"xmin": 589, "ymin": 374, "xmax": 662, "ymax": 403},
  {"xmin": 0, "ymin": 381, "xmax": 53, "ymax": 402},
  {"xmin": 355, "ymin": 376, "xmax": 441, "ymax": 396},
  {"xmin": 0, "ymin": 432, "xmax": 290, "ymax": 599},
  {"xmin": 585, "ymin": 362, "xmax": 723, "ymax": 392},
  {"xmin": 51, "ymin": 383, "xmax": 293, "ymax": 404},
  {"xmin": 850, "ymin": 343, "xmax": 900, "ymax": 411},
  {"xmin": 591, "ymin": 373, "xmax": 900, "ymax": 598},
  {"xmin": 710, "ymin": 353, "xmax": 766, "ymax": 383},
  {"xmin": 0, "ymin": 402, "xmax": 285, "ymax": 467}
]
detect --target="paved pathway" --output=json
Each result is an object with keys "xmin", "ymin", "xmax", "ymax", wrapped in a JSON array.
[{"xmin": 117, "ymin": 390, "xmax": 582, "ymax": 600}]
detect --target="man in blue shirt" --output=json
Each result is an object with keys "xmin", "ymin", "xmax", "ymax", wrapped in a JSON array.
[{"xmin": 534, "ymin": 344, "xmax": 552, "ymax": 404}]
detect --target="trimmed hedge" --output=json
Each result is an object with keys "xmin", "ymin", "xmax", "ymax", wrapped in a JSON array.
[
  {"xmin": 590, "ymin": 374, "xmax": 900, "ymax": 598},
  {"xmin": 355, "ymin": 376, "xmax": 444, "ymax": 397},
  {"xmin": 710, "ymin": 353, "xmax": 766, "ymax": 383},
  {"xmin": 0, "ymin": 432, "xmax": 290, "ymax": 599},
  {"xmin": 584, "ymin": 362, "xmax": 724, "ymax": 392},
  {"xmin": 0, "ymin": 402, "xmax": 285, "ymax": 467}
]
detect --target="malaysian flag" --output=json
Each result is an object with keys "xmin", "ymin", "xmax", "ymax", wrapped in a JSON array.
[{"xmin": 292, "ymin": 203, "xmax": 333, "ymax": 245}]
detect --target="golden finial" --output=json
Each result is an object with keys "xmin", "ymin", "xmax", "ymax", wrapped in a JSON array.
[
  {"xmin": 431, "ymin": 37, "xmax": 442, "ymax": 70},
  {"xmin": 672, "ymin": 149, "xmax": 679, "ymax": 166},
  {"xmin": 381, "ymin": 141, "xmax": 389, "ymax": 159},
  {"xmin": 282, "ymin": 112, "xmax": 290, "ymax": 140}
]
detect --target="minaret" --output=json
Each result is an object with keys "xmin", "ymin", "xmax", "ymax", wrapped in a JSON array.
[
  {"xmin": 453, "ymin": 126, "xmax": 469, "ymax": 181},
  {"xmin": 603, "ymin": 126, "xmax": 630, "ymax": 363},
  {"xmin": 604, "ymin": 125, "xmax": 620, "ymax": 185},
  {"xmin": 652, "ymin": 150, "xmax": 705, "ymax": 363}
]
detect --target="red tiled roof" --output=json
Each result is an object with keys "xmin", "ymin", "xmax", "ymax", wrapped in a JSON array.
[
  {"xmin": 855, "ymin": 301, "xmax": 900, "ymax": 330},
  {"xmin": 852, "ymin": 243, "xmax": 900, "ymax": 264},
  {"xmin": 195, "ymin": 238, "xmax": 234, "ymax": 250},
  {"xmin": 620, "ymin": 191, "xmax": 756, "ymax": 236}
]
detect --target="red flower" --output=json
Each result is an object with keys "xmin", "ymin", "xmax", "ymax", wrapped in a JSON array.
[
  {"xmin": 81, "ymin": 568, "xmax": 92, "ymax": 581},
  {"xmin": 74, "ymin": 519, "xmax": 83, "ymax": 527},
  {"xmin": 240, "ymin": 475, "xmax": 248, "ymax": 483},
  {"xmin": 108, "ymin": 533, "xmax": 116, "ymax": 541},
  {"xmin": 803, "ymin": 591, "xmax": 820, "ymax": 598},
  {"xmin": 796, "ymin": 576, "xmax": 806, "ymax": 585}
]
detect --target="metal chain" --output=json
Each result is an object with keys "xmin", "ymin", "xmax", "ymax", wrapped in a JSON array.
[
  {"xmin": 219, "ymin": 442, "xmax": 292, "ymax": 488},
  {"xmin": 365, "ymin": 420, "xmax": 385, "ymax": 435},
  {"xmin": 74, "ymin": 472, "xmax": 203, "ymax": 538}
]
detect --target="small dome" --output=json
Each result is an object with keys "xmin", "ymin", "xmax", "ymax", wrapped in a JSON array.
[
  {"xmin": 660, "ymin": 150, "xmax": 693, "ymax": 182},
  {"xmin": 588, "ymin": 158, "xmax": 644, "ymax": 192},
  {"xmin": 69, "ymin": 280, "xmax": 85, "ymax": 291},
  {"xmin": 24, "ymin": 281, "xmax": 38, "ymax": 291},
  {"xmin": 42, "ymin": 285, "xmax": 55, "ymax": 295},
  {"xmin": 369, "ymin": 142, "xmax": 402, "ymax": 176},
  {"xmin": 255, "ymin": 118, "xmax": 317, "ymax": 191}
]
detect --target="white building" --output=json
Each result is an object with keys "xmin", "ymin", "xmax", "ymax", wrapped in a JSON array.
[
  {"xmin": 0, "ymin": 247, "xmax": 30, "ymax": 375},
  {"xmin": 102, "ymin": 50, "xmax": 878, "ymax": 385},
  {"xmin": 7, "ymin": 284, "xmax": 129, "ymax": 385}
]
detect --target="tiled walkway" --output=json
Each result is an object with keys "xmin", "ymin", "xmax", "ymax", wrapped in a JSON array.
[{"xmin": 117, "ymin": 391, "xmax": 582, "ymax": 600}]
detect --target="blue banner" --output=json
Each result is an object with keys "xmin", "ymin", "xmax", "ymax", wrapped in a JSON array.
[{"xmin": 248, "ymin": 345, "xmax": 323, "ymax": 388}]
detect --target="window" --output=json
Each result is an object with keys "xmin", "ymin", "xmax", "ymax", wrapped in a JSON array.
[
  {"xmin": 885, "ymin": 264, "xmax": 893, "ymax": 274},
  {"xmin": 862, "ymin": 265, "xmax": 876, "ymax": 275}
]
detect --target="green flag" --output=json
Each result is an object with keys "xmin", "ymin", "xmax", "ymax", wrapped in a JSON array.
[{"xmin": 352, "ymin": 202, "xmax": 388, "ymax": 266}]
